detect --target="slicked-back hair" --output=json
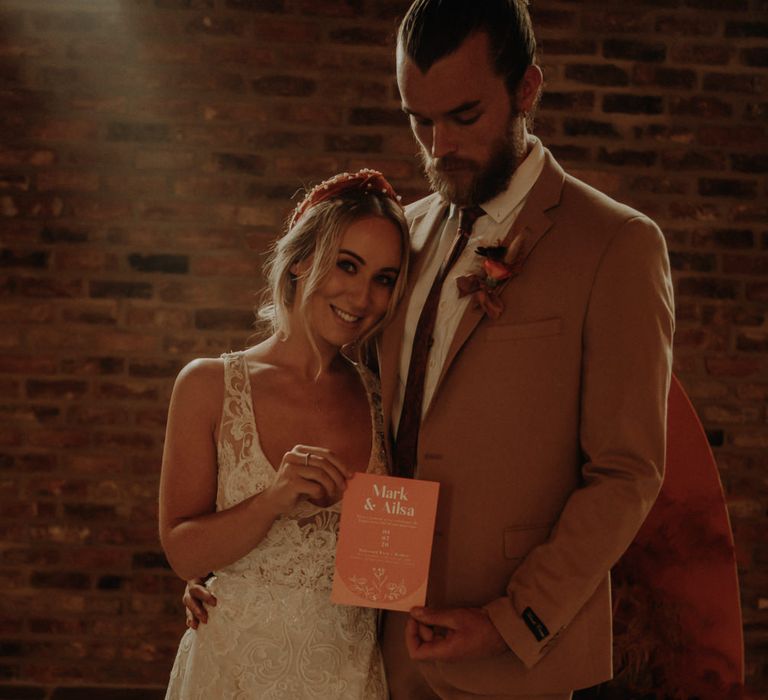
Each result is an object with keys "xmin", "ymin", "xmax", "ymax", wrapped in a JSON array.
[{"xmin": 398, "ymin": 0, "xmax": 536, "ymax": 96}]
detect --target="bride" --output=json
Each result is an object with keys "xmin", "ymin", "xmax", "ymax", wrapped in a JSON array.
[{"xmin": 160, "ymin": 170, "xmax": 410, "ymax": 699}]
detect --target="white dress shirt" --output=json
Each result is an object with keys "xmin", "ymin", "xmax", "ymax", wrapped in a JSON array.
[{"xmin": 392, "ymin": 137, "xmax": 546, "ymax": 433}]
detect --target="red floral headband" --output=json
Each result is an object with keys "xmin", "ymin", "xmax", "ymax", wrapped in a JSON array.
[{"xmin": 289, "ymin": 168, "xmax": 403, "ymax": 227}]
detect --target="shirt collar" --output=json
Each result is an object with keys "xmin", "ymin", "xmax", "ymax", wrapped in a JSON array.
[{"xmin": 449, "ymin": 136, "xmax": 545, "ymax": 225}]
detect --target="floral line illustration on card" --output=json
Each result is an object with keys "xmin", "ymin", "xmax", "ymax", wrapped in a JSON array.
[
  {"xmin": 332, "ymin": 473, "xmax": 439, "ymax": 612},
  {"xmin": 347, "ymin": 567, "xmax": 408, "ymax": 602}
]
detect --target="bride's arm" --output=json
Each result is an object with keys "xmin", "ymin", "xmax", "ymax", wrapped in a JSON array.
[
  {"xmin": 158, "ymin": 358, "xmax": 278, "ymax": 580},
  {"xmin": 158, "ymin": 359, "xmax": 351, "ymax": 581}
]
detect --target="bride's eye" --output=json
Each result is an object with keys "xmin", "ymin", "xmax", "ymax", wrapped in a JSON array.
[{"xmin": 337, "ymin": 259, "xmax": 357, "ymax": 274}]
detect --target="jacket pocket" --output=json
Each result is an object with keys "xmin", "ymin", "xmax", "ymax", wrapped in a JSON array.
[
  {"xmin": 503, "ymin": 524, "xmax": 551, "ymax": 560},
  {"xmin": 484, "ymin": 317, "xmax": 562, "ymax": 342}
]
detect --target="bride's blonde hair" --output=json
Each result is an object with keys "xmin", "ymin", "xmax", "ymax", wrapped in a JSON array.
[{"xmin": 257, "ymin": 179, "xmax": 409, "ymax": 367}]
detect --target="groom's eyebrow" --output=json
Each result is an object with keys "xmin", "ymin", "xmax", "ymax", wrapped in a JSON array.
[
  {"xmin": 402, "ymin": 100, "xmax": 481, "ymax": 118},
  {"xmin": 446, "ymin": 100, "xmax": 481, "ymax": 115}
]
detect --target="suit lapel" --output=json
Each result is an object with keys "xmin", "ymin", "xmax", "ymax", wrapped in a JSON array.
[
  {"xmin": 427, "ymin": 150, "xmax": 566, "ymax": 414},
  {"xmin": 379, "ymin": 196, "xmax": 449, "ymax": 426}
]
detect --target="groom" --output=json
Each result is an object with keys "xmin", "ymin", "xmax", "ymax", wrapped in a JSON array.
[
  {"xmin": 376, "ymin": 1, "xmax": 674, "ymax": 699},
  {"xmin": 184, "ymin": 1, "xmax": 674, "ymax": 697}
]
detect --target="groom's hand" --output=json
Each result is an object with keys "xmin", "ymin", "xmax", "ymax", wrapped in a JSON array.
[
  {"xmin": 183, "ymin": 577, "xmax": 216, "ymax": 629},
  {"xmin": 405, "ymin": 606, "xmax": 508, "ymax": 661}
]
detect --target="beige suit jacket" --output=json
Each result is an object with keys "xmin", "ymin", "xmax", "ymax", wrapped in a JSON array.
[{"xmin": 378, "ymin": 149, "xmax": 675, "ymax": 695}]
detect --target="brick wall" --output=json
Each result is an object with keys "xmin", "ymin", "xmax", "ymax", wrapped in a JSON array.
[{"xmin": 0, "ymin": 0, "xmax": 765, "ymax": 697}]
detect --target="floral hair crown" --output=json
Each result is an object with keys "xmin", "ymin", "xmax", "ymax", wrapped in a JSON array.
[{"xmin": 289, "ymin": 168, "xmax": 403, "ymax": 227}]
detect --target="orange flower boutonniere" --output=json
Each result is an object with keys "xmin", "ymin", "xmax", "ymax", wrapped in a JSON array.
[{"xmin": 456, "ymin": 236, "xmax": 524, "ymax": 320}]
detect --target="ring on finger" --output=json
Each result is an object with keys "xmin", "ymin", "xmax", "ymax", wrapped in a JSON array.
[{"xmin": 304, "ymin": 452, "xmax": 309, "ymax": 467}]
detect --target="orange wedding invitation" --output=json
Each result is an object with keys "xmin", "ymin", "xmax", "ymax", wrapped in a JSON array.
[{"xmin": 331, "ymin": 472, "xmax": 439, "ymax": 612}]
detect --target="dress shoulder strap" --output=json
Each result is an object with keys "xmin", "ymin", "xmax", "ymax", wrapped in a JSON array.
[
  {"xmin": 355, "ymin": 362, "xmax": 389, "ymax": 476},
  {"xmin": 219, "ymin": 351, "xmax": 255, "ymax": 427}
]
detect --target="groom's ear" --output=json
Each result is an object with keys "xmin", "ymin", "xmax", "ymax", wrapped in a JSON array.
[{"xmin": 515, "ymin": 65, "xmax": 543, "ymax": 113}]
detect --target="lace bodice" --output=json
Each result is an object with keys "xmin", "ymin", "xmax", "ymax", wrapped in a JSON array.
[
  {"xmin": 215, "ymin": 351, "xmax": 388, "ymax": 585},
  {"xmin": 165, "ymin": 351, "xmax": 389, "ymax": 699}
]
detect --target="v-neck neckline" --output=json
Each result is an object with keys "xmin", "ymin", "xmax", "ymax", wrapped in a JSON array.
[{"xmin": 237, "ymin": 352, "xmax": 377, "ymax": 477}]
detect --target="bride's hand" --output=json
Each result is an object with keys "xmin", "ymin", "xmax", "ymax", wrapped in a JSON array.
[{"xmin": 262, "ymin": 445, "xmax": 353, "ymax": 515}]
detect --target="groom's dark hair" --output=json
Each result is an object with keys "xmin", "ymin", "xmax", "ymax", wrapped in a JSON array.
[{"xmin": 397, "ymin": 0, "xmax": 537, "ymax": 96}]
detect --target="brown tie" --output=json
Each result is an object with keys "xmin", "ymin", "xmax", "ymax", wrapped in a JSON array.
[{"xmin": 393, "ymin": 206, "xmax": 485, "ymax": 478}]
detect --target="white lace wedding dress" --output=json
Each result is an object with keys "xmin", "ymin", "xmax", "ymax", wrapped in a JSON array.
[{"xmin": 165, "ymin": 351, "xmax": 389, "ymax": 699}]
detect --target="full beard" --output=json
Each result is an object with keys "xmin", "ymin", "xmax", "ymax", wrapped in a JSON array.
[{"xmin": 418, "ymin": 117, "xmax": 527, "ymax": 207}]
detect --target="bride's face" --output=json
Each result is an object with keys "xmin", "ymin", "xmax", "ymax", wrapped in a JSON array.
[{"xmin": 294, "ymin": 215, "xmax": 403, "ymax": 351}]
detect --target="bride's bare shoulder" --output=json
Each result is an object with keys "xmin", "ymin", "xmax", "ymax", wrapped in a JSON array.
[{"xmin": 172, "ymin": 356, "xmax": 227, "ymax": 401}]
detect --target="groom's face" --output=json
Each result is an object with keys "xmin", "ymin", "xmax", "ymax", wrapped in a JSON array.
[{"xmin": 397, "ymin": 31, "xmax": 526, "ymax": 207}]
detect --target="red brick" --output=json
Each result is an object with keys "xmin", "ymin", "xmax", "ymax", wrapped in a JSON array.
[
  {"xmin": 68, "ymin": 198, "xmax": 131, "ymax": 222},
  {"xmin": 192, "ymin": 254, "xmax": 260, "ymax": 277},
  {"xmin": 743, "ymin": 101, "xmax": 768, "ymax": 121},
  {"xmin": 632, "ymin": 65, "xmax": 696, "ymax": 89},
  {"xmin": 26, "ymin": 380, "xmax": 88, "ymax": 400},
  {"xmin": 0, "ymin": 355, "xmax": 57, "ymax": 375},
  {"xmin": 347, "ymin": 158, "xmax": 415, "ymax": 180},
  {"xmin": 137, "ymin": 199, "xmax": 220, "ymax": 223},
  {"xmin": 125, "ymin": 306, "xmax": 191, "ymax": 331},
  {"xmin": 65, "ymin": 94, "xmax": 128, "ymax": 114},
  {"xmin": 746, "ymin": 283, "xmax": 768, "ymax": 302},
  {"xmin": 65, "ymin": 405, "xmax": 131, "ymax": 426},
  {"xmin": 297, "ymin": 0, "xmax": 363, "ymax": 17},
  {"xmin": 2, "ymin": 195, "xmax": 64, "ymax": 219},
  {"xmin": 55, "ymin": 250, "xmax": 118, "ymax": 273},
  {"xmin": 61, "ymin": 454, "xmax": 124, "ymax": 474},
  {"xmin": 134, "ymin": 150, "xmax": 196, "ymax": 171},
  {"xmin": 629, "ymin": 176, "xmax": 688, "ymax": 195},
  {"xmin": 735, "ymin": 383, "xmax": 768, "ymax": 401},
  {"xmin": 668, "ymin": 201, "xmax": 722, "ymax": 221},
  {"xmin": 103, "ymin": 174, "xmax": 169, "ymax": 196},
  {"xmin": 701, "ymin": 403, "xmax": 762, "ymax": 425},
  {"xmin": 59, "ymin": 357, "xmax": 124, "ymax": 376},
  {"xmin": 134, "ymin": 41, "xmax": 202, "ymax": 67},
  {"xmin": 155, "ymin": 278, "xmax": 254, "ymax": 305},
  {"xmin": 655, "ymin": 15, "xmax": 719, "ymax": 36},
  {"xmin": 134, "ymin": 408, "xmax": 169, "ymax": 429},
  {"xmin": 276, "ymin": 104, "xmax": 345, "ymax": 126},
  {"xmin": 730, "ymin": 203, "xmax": 768, "ymax": 223},
  {"xmin": 92, "ymin": 431, "xmax": 155, "ymax": 451},
  {"xmin": 0, "ymin": 174, "xmax": 30, "ymax": 191},
  {"xmin": 565, "ymin": 64, "xmax": 629, "ymax": 87},
  {"xmin": 723, "ymin": 254, "xmax": 768, "ymax": 275},
  {"xmin": 171, "ymin": 175, "xmax": 244, "ymax": 199},
  {"xmin": 540, "ymin": 39, "xmax": 597, "ymax": 56},
  {"xmin": 679, "ymin": 377, "xmax": 730, "ymax": 399},
  {"xmin": 582, "ymin": 10, "xmax": 652, "ymax": 33},
  {"xmin": 162, "ymin": 333, "xmax": 232, "ymax": 356},
  {"xmin": 0, "ymin": 299, "xmax": 55, "ymax": 322},
  {"xmin": 186, "ymin": 14, "xmax": 244, "ymax": 36},
  {"xmin": 95, "ymin": 381, "xmax": 159, "ymax": 401},
  {"xmin": 30, "ymin": 119, "xmax": 100, "ymax": 143},
  {"xmin": 737, "ymin": 331, "xmax": 768, "ymax": 352},
  {"xmin": 668, "ymin": 95, "xmax": 732, "ymax": 118},
  {"xmin": 602, "ymin": 94, "xmax": 663, "ymax": 114},
  {"xmin": 26, "ymin": 429, "xmax": 90, "ymax": 449},
  {"xmin": 697, "ymin": 125, "xmax": 764, "ymax": 147},
  {"xmin": 671, "ymin": 43, "xmax": 734, "ymax": 65},
  {"xmin": 323, "ymin": 78, "xmax": 391, "ymax": 102},
  {"xmin": 699, "ymin": 178, "xmax": 758, "ymax": 199},
  {"xmin": 0, "ymin": 150, "xmax": 56, "ymax": 167},
  {"xmin": 703, "ymin": 72, "xmax": 767, "ymax": 94}
]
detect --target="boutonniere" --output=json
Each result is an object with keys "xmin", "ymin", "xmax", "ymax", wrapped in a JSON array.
[{"xmin": 456, "ymin": 236, "xmax": 524, "ymax": 320}]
